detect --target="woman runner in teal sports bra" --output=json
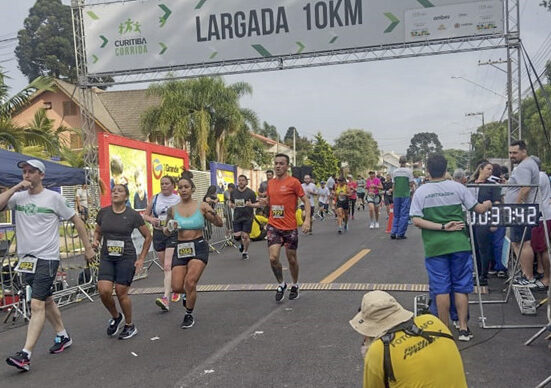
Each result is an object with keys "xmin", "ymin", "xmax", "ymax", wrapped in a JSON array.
[{"xmin": 163, "ymin": 171, "xmax": 222, "ymax": 329}]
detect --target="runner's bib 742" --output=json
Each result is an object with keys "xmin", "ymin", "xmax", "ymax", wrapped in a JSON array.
[
  {"xmin": 107, "ymin": 240, "xmax": 124, "ymax": 257},
  {"xmin": 271, "ymin": 205, "xmax": 285, "ymax": 219},
  {"xmin": 15, "ymin": 256, "xmax": 38, "ymax": 274},
  {"xmin": 177, "ymin": 242, "xmax": 196, "ymax": 258}
]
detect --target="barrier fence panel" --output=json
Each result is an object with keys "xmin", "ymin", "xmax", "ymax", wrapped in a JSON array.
[{"xmin": 204, "ymin": 203, "xmax": 235, "ymax": 253}]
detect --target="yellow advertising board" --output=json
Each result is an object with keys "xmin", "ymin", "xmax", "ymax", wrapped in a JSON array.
[
  {"xmin": 108, "ymin": 144, "xmax": 147, "ymax": 210},
  {"xmin": 151, "ymin": 153, "xmax": 186, "ymax": 194}
]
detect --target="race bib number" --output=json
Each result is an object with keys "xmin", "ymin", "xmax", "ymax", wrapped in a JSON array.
[
  {"xmin": 107, "ymin": 240, "xmax": 124, "ymax": 257},
  {"xmin": 271, "ymin": 205, "xmax": 285, "ymax": 219},
  {"xmin": 177, "ymin": 242, "xmax": 196, "ymax": 258},
  {"xmin": 235, "ymin": 199, "xmax": 245, "ymax": 208},
  {"xmin": 159, "ymin": 214, "xmax": 168, "ymax": 227},
  {"xmin": 15, "ymin": 256, "xmax": 38, "ymax": 274}
]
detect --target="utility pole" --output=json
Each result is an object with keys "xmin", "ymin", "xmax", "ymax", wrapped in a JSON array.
[
  {"xmin": 293, "ymin": 128, "xmax": 296, "ymax": 166},
  {"xmin": 465, "ymin": 112, "xmax": 485, "ymax": 159}
]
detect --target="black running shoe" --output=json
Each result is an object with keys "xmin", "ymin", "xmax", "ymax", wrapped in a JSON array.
[
  {"xmin": 289, "ymin": 285, "xmax": 300, "ymax": 300},
  {"xmin": 107, "ymin": 313, "xmax": 125, "ymax": 336},
  {"xmin": 458, "ymin": 328, "xmax": 473, "ymax": 342},
  {"xmin": 396, "ymin": 235, "xmax": 407, "ymax": 240},
  {"xmin": 181, "ymin": 314, "xmax": 194, "ymax": 329},
  {"xmin": 6, "ymin": 351, "xmax": 30, "ymax": 371},
  {"xmin": 49, "ymin": 335, "xmax": 72, "ymax": 353},
  {"xmin": 238, "ymin": 243, "xmax": 244, "ymax": 253},
  {"xmin": 275, "ymin": 283, "xmax": 287, "ymax": 302},
  {"xmin": 119, "ymin": 324, "xmax": 138, "ymax": 340},
  {"xmin": 390, "ymin": 234, "xmax": 396, "ymax": 240},
  {"xmin": 242, "ymin": 253, "xmax": 249, "ymax": 260}
]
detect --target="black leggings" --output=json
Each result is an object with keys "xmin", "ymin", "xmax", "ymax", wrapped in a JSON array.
[{"xmin": 349, "ymin": 199, "xmax": 356, "ymax": 217}]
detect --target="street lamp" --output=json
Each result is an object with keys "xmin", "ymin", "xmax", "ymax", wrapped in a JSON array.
[
  {"xmin": 451, "ymin": 76, "xmax": 506, "ymax": 99},
  {"xmin": 465, "ymin": 112, "xmax": 486, "ymax": 161}
]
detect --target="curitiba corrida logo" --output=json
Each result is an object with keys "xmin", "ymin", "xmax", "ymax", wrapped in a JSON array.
[
  {"xmin": 115, "ymin": 18, "xmax": 148, "ymax": 56},
  {"xmin": 152, "ymin": 158, "xmax": 163, "ymax": 180}
]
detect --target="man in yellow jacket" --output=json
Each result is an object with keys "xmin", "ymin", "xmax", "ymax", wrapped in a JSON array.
[{"xmin": 350, "ymin": 291, "xmax": 467, "ymax": 388}]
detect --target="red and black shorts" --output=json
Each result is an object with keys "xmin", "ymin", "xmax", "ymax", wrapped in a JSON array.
[{"xmin": 267, "ymin": 224, "xmax": 299, "ymax": 250}]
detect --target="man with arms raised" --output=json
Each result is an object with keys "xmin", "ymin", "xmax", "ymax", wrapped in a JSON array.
[
  {"xmin": 260, "ymin": 154, "xmax": 311, "ymax": 302},
  {"xmin": 230, "ymin": 175, "xmax": 257, "ymax": 260},
  {"xmin": 410, "ymin": 154, "xmax": 491, "ymax": 341},
  {"xmin": 2, "ymin": 160, "xmax": 95, "ymax": 371}
]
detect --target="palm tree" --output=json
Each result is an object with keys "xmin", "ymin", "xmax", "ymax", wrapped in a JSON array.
[
  {"xmin": 141, "ymin": 76, "xmax": 255, "ymax": 170},
  {"xmin": 0, "ymin": 68, "xmax": 55, "ymax": 152}
]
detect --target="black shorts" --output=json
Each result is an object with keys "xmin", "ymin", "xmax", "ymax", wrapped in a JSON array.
[
  {"xmin": 319, "ymin": 202, "xmax": 329, "ymax": 211},
  {"xmin": 233, "ymin": 219, "xmax": 253, "ymax": 234},
  {"xmin": 152, "ymin": 229, "xmax": 176, "ymax": 252},
  {"xmin": 510, "ymin": 225, "xmax": 532, "ymax": 243},
  {"xmin": 336, "ymin": 200, "xmax": 349, "ymax": 210},
  {"xmin": 79, "ymin": 206, "xmax": 89, "ymax": 221},
  {"xmin": 358, "ymin": 193, "xmax": 366, "ymax": 200},
  {"xmin": 172, "ymin": 237, "xmax": 209, "ymax": 267},
  {"xmin": 98, "ymin": 257, "xmax": 136, "ymax": 286},
  {"xmin": 24, "ymin": 259, "xmax": 59, "ymax": 301},
  {"xmin": 384, "ymin": 195, "xmax": 393, "ymax": 206}
]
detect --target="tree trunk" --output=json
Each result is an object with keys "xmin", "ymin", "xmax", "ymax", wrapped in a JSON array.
[{"xmin": 215, "ymin": 132, "xmax": 226, "ymax": 163}]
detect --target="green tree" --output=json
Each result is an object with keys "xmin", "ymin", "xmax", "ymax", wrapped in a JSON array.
[
  {"xmin": 469, "ymin": 121, "xmax": 508, "ymax": 166},
  {"xmin": 334, "ymin": 129, "xmax": 380, "ymax": 175},
  {"xmin": 469, "ymin": 85, "xmax": 551, "ymax": 171},
  {"xmin": 284, "ymin": 126, "xmax": 296, "ymax": 144},
  {"xmin": 307, "ymin": 133, "xmax": 339, "ymax": 180},
  {"xmin": 225, "ymin": 125, "xmax": 270, "ymax": 168},
  {"xmin": 443, "ymin": 149, "xmax": 470, "ymax": 173},
  {"xmin": 255, "ymin": 121, "xmax": 280, "ymax": 142},
  {"xmin": 15, "ymin": 0, "xmax": 111, "ymax": 87},
  {"xmin": 406, "ymin": 132, "xmax": 443, "ymax": 164}
]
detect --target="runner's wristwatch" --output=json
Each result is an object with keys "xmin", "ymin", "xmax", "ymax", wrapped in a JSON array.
[{"xmin": 441, "ymin": 224, "xmax": 445, "ymax": 230}]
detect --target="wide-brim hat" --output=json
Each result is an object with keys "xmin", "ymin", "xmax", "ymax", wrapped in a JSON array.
[{"xmin": 349, "ymin": 291, "xmax": 413, "ymax": 338}]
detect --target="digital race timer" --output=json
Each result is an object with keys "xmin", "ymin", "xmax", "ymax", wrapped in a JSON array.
[{"xmin": 469, "ymin": 204, "xmax": 539, "ymax": 227}]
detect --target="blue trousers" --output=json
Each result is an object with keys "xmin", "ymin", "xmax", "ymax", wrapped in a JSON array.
[
  {"xmin": 490, "ymin": 226, "xmax": 507, "ymax": 271},
  {"xmin": 391, "ymin": 196, "xmax": 410, "ymax": 236}
]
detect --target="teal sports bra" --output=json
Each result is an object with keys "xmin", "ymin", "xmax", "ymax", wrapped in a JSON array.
[{"xmin": 173, "ymin": 205, "xmax": 205, "ymax": 230}]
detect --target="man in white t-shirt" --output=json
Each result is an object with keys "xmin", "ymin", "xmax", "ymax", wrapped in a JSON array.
[
  {"xmin": 75, "ymin": 184, "xmax": 89, "ymax": 221},
  {"xmin": 530, "ymin": 156, "xmax": 550, "ymax": 290},
  {"xmin": 301, "ymin": 174, "xmax": 317, "ymax": 233},
  {"xmin": 1, "ymin": 160, "xmax": 94, "ymax": 372},
  {"xmin": 317, "ymin": 181, "xmax": 330, "ymax": 219}
]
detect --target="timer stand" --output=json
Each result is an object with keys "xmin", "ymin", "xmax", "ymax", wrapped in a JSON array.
[{"xmin": 466, "ymin": 183, "xmax": 550, "ymax": 332}]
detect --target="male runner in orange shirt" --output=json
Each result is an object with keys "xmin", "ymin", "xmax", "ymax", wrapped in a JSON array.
[{"xmin": 260, "ymin": 154, "xmax": 311, "ymax": 302}]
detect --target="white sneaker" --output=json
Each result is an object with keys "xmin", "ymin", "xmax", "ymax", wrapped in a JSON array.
[
  {"xmin": 375, "ymin": 222, "xmax": 380, "ymax": 228},
  {"xmin": 369, "ymin": 222, "xmax": 374, "ymax": 229}
]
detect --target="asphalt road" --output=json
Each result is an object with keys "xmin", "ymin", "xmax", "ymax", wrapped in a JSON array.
[{"xmin": 1, "ymin": 208, "xmax": 549, "ymax": 387}]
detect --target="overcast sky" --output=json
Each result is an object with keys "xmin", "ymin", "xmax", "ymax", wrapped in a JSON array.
[{"xmin": 1, "ymin": 1, "xmax": 550, "ymax": 155}]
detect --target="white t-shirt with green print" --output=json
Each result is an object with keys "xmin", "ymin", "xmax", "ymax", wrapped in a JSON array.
[
  {"xmin": 410, "ymin": 180, "xmax": 478, "ymax": 258},
  {"xmin": 8, "ymin": 189, "xmax": 75, "ymax": 260}
]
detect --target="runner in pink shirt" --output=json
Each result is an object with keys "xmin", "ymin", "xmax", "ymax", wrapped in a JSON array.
[
  {"xmin": 365, "ymin": 171, "xmax": 383, "ymax": 229},
  {"xmin": 347, "ymin": 175, "xmax": 358, "ymax": 220}
]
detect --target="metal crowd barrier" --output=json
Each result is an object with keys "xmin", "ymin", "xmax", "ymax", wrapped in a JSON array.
[{"xmin": 203, "ymin": 203, "xmax": 236, "ymax": 253}]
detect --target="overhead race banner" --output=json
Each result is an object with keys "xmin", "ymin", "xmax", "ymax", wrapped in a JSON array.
[{"xmin": 83, "ymin": 0, "xmax": 504, "ymax": 75}]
